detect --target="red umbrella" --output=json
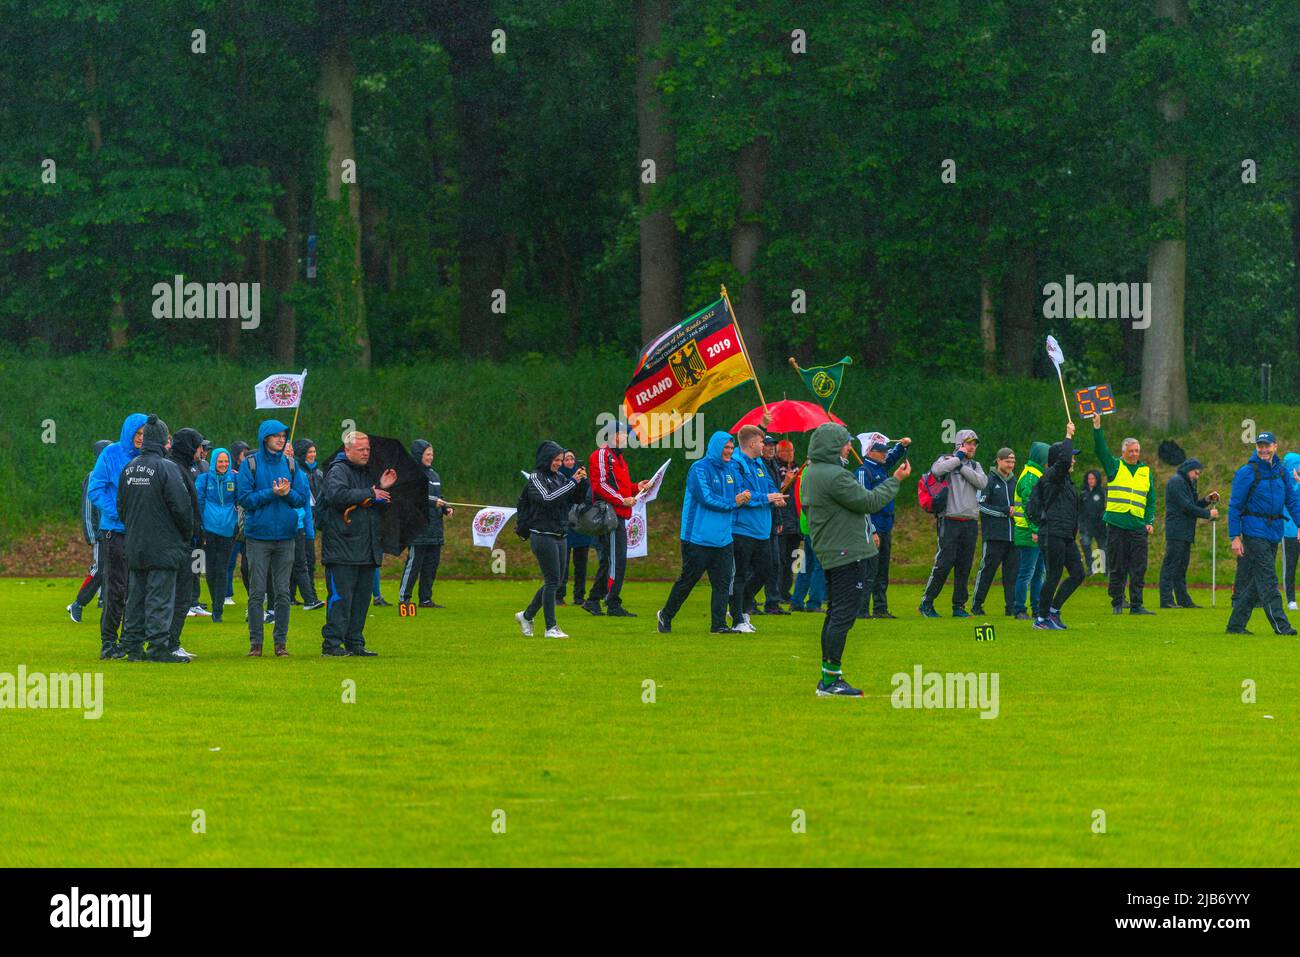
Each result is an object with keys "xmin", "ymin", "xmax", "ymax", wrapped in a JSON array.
[{"xmin": 731, "ymin": 400, "xmax": 845, "ymax": 433}]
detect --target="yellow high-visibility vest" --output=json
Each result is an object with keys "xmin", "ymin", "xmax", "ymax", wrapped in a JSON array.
[
  {"xmin": 1105, "ymin": 462, "xmax": 1152, "ymax": 518},
  {"xmin": 1013, "ymin": 463, "xmax": 1042, "ymax": 529}
]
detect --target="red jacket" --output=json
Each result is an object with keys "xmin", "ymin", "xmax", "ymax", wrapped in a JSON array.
[{"xmin": 590, "ymin": 446, "xmax": 635, "ymax": 519}]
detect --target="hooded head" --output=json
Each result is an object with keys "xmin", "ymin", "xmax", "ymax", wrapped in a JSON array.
[
  {"xmin": 1047, "ymin": 441, "xmax": 1079, "ymax": 470},
  {"xmin": 1083, "ymin": 467, "xmax": 1104, "ymax": 490},
  {"xmin": 705, "ymin": 430, "xmax": 734, "ymax": 464},
  {"xmin": 293, "ymin": 437, "xmax": 318, "ymax": 468},
  {"xmin": 257, "ymin": 419, "xmax": 290, "ymax": 456},
  {"xmin": 170, "ymin": 428, "xmax": 204, "ymax": 465},
  {"xmin": 118, "ymin": 412, "xmax": 149, "ymax": 459},
  {"xmin": 141, "ymin": 414, "xmax": 169, "ymax": 452},
  {"xmin": 410, "ymin": 439, "xmax": 431, "ymax": 469},
  {"xmin": 1177, "ymin": 458, "xmax": 1204, "ymax": 478},
  {"xmin": 1027, "ymin": 441, "xmax": 1049, "ymax": 467},
  {"xmin": 809, "ymin": 423, "xmax": 853, "ymax": 465},
  {"xmin": 1282, "ymin": 452, "xmax": 1300, "ymax": 475},
  {"xmin": 534, "ymin": 440, "xmax": 566, "ymax": 473},
  {"xmin": 212, "ymin": 447, "xmax": 232, "ymax": 475}
]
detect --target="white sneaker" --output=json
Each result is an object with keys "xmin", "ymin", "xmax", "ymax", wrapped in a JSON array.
[
  {"xmin": 186, "ymin": 607, "xmax": 199, "ymax": 617},
  {"xmin": 190, "ymin": 605, "xmax": 211, "ymax": 617},
  {"xmin": 515, "ymin": 611, "xmax": 534, "ymax": 637},
  {"xmin": 175, "ymin": 646, "xmax": 196, "ymax": 660},
  {"xmin": 1289, "ymin": 601, "xmax": 1297, "ymax": 611},
  {"xmin": 544, "ymin": 627, "xmax": 569, "ymax": 639},
  {"xmin": 224, "ymin": 597, "xmax": 235, "ymax": 606},
  {"xmin": 734, "ymin": 620, "xmax": 757, "ymax": 634}
]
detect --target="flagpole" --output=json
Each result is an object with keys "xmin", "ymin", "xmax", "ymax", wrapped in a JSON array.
[
  {"xmin": 721, "ymin": 283, "xmax": 767, "ymax": 412},
  {"xmin": 1055, "ymin": 367, "xmax": 1074, "ymax": 427},
  {"xmin": 788, "ymin": 356, "xmax": 863, "ymax": 465},
  {"xmin": 289, "ymin": 369, "xmax": 307, "ymax": 443},
  {"xmin": 445, "ymin": 501, "xmax": 497, "ymax": 509}
]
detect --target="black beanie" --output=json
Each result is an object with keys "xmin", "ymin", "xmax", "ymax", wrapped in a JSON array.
[{"xmin": 143, "ymin": 414, "xmax": 169, "ymax": 446}]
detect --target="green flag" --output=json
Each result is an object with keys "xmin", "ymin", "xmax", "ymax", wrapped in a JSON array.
[{"xmin": 795, "ymin": 356, "xmax": 852, "ymax": 412}]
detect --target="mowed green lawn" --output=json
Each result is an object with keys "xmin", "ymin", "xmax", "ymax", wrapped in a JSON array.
[{"xmin": 0, "ymin": 575, "xmax": 1297, "ymax": 867}]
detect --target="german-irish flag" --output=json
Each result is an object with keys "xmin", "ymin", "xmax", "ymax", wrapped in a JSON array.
[{"xmin": 622, "ymin": 297, "xmax": 754, "ymax": 444}]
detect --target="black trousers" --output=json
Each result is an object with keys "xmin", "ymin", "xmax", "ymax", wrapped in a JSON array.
[
  {"xmin": 1284, "ymin": 537, "xmax": 1300, "ymax": 603},
  {"xmin": 589, "ymin": 517, "xmax": 628, "ymax": 607},
  {"xmin": 662, "ymin": 541, "xmax": 735, "ymax": 631},
  {"xmin": 922, "ymin": 518, "xmax": 978, "ymax": 610},
  {"xmin": 203, "ymin": 533, "xmax": 234, "ymax": 616},
  {"xmin": 731, "ymin": 533, "xmax": 773, "ymax": 621},
  {"xmin": 971, "ymin": 538, "xmax": 1020, "ymax": 614},
  {"xmin": 321, "ymin": 563, "xmax": 375, "ymax": 652},
  {"xmin": 863, "ymin": 528, "xmax": 893, "ymax": 614},
  {"xmin": 561, "ymin": 544, "xmax": 590, "ymax": 603},
  {"xmin": 289, "ymin": 532, "xmax": 319, "ymax": 603},
  {"xmin": 821, "ymin": 560, "xmax": 865, "ymax": 664},
  {"xmin": 761, "ymin": 532, "xmax": 783, "ymax": 608},
  {"xmin": 399, "ymin": 543, "xmax": 441, "ymax": 603},
  {"xmin": 1041, "ymin": 533, "xmax": 1085, "ymax": 614},
  {"xmin": 121, "ymin": 566, "xmax": 179, "ymax": 657},
  {"xmin": 1228, "ymin": 535, "xmax": 1292, "ymax": 633},
  {"xmin": 98, "ymin": 531, "xmax": 129, "ymax": 643},
  {"xmin": 525, "ymin": 532, "xmax": 565, "ymax": 629},
  {"xmin": 168, "ymin": 560, "xmax": 194, "ymax": 648},
  {"xmin": 1159, "ymin": 538, "xmax": 1194, "ymax": 606},
  {"xmin": 74, "ymin": 541, "xmax": 102, "ymax": 607},
  {"xmin": 778, "ymin": 531, "xmax": 802, "ymax": 600},
  {"xmin": 1106, "ymin": 525, "xmax": 1149, "ymax": 608}
]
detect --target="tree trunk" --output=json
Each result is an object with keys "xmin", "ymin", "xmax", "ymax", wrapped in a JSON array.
[
  {"xmin": 440, "ymin": 3, "xmax": 508, "ymax": 357},
  {"xmin": 1139, "ymin": 0, "xmax": 1190, "ymax": 429},
  {"xmin": 1001, "ymin": 243, "xmax": 1036, "ymax": 375},
  {"xmin": 636, "ymin": 0, "xmax": 681, "ymax": 342},
  {"xmin": 275, "ymin": 171, "xmax": 300, "ymax": 363},
  {"xmin": 979, "ymin": 273, "xmax": 997, "ymax": 376},
  {"xmin": 85, "ymin": 54, "xmax": 127, "ymax": 351},
  {"xmin": 1291, "ymin": 52, "xmax": 1300, "ymax": 386},
  {"xmin": 730, "ymin": 137, "xmax": 770, "ymax": 369},
  {"xmin": 320, "ymin": 41, "xmax": 371, "ymax": 368}
]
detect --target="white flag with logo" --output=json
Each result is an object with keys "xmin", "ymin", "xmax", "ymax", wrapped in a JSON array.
[
  {"xmin": 254, "ymin": 369, "xmax": 307, "ymax": 410},
  {"xmin": 1045, "ymin": 336, "xmax": 1065, "ymax": 372},
  {"xmin": 471, "ymin": 507, "xmax": 517, "ymax": 548},
  {"xmin": 636, "ymin": 459, "xmax": 672, "ymax": 503},
  {"xmin": 626, "ymin": 498, "xmax": 649, "ymax": 559}
]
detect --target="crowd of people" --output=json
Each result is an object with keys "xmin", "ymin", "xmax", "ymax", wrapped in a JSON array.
[
  {"xmin": 70, "ymin": 413, "xmax": 448, "ymax": 661},
  {"xmin": 67, "ymin": 407, "xmax": 1300, "ymax": 686}
]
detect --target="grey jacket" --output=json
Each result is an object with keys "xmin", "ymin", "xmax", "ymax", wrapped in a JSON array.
[{"xmin": 932, "ymin": 452, "xmax": 989, "ymax": 519}]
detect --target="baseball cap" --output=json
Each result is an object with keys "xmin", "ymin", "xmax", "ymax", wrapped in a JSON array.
[
  {"xmin": 763, "ymin": 434, "xmax": 777, "ymax": 445},
  {"xmin": 1257, "ymin": 432, "xmax": 1277, "ymax": 444}
]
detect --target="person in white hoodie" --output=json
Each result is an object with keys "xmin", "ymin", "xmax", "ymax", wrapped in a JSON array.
[{"xmin": 920, "ymin": 428, "xmax": 988, "ymax": 618}]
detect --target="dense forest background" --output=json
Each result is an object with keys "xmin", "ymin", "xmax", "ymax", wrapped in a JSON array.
[{"xmin": 1, "ymin": 0, "xmax": 1297, "ymax": 426}]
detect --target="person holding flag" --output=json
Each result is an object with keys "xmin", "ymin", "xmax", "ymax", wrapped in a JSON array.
[
  {"xmin": 1091, "ymin": 413, "xmax": 1157, "ymax": 615},
  {"xmin": 583, "ymin": 422, "xmax": 649, "ymax": 618},
  {"xmin": 854, "ymin": 432, "xmax": 911, "ymax": 618}
]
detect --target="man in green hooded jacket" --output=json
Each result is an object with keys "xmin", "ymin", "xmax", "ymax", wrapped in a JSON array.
[
  {"xmin": 803, "ymin": 423, "xmax": 911, "ymax": 697},
  {"xmin": 1011, "ymin": 441, "xmax": 1050, "ymax": 620}
]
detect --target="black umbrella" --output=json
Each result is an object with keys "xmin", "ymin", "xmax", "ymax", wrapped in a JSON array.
[{"xmin": 322, "ymin": 436, "xmax": 429, "ymax": 556}]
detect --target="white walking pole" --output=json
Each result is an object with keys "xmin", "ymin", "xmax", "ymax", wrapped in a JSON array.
[{"xmin": 1211, "ymin": 518, "xmax": 1216, "ymax": 607}]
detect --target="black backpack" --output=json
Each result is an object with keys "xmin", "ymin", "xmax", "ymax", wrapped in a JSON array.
[
  {"xmin": 1025, "ymin": 476, "xmax": 1058, "ymax": 527},
  {"xmin": 514, "ymin": 479, "xmax": 535, "ymax": 540}
]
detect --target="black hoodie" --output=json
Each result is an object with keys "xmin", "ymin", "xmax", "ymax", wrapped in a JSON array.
[
  {"xmin": 409, "ymin": 439, "xmax": 449, "ymax": 546},
  {"xmin": 1037, "ymin": 438, "xmax": 1081, "ymax": 540},
  {"xmin": 169, "ymin": 428, "xmax": 205, "ymax": 548},
  {"xmin": 524, "ymin": 440, "xmax": 589, "ymax": 536},
  {"xmin": 117, "ymin": 424, "xmax": 194, "ymax": 570}
]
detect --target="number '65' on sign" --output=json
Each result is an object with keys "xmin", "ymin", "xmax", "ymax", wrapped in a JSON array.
[{"xmin": 1074, "ymin": 384, "xmax": 1115, "ymax": 417}]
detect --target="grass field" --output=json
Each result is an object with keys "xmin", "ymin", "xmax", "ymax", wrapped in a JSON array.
[{"xmin": 1, "ymin": 575, "xmax": 1297, "ymax": 867}]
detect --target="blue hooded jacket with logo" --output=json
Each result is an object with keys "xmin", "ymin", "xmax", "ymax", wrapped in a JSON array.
[
  {"xmin": 195, "ymin": 448, "xmax": 239, "ymax": 537},
  {"xmin": 86, "ymin": 412, "xmax": 148, "ymax": 533},
  {"xmin": 730, "ymin": 446, "xmax": 778, "ymax": 539},
  {"xmin": 236, "ymin": 419, "xmax": 309, "ymax": 541},
  {"xmin": 680, "ymin": 431, "xmax": 742, "ymax": 548}
]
